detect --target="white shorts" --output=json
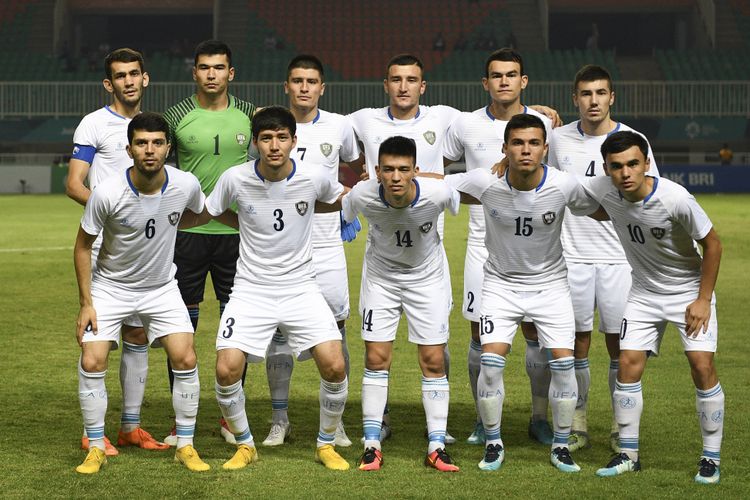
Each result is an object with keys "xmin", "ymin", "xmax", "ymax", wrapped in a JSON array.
[
  {"xmin": 619, "ymin": 288, "xmax": 718, "ymax": 355},
  {"xmin": 479, "ymin": 279, "xmax": 575, "ymax": 350},
  {"xmin": 217, "ymin": 282, "xmax": 341, "ymax": 362},
  {"xmin": 567, "ymin": 262, "xmax": 631, "ymax": 334},
  {"xmin": 312, "ymin": 244, "xmax": 350, "ymax": 322},
  {"xmin": 359, "ymin": 271, "xmax": 451, "ymax": 345},
  {"xmin": 462, "ymin": 243, "xmax": 487, "ymax": 322},
  {"xmin": 83, "ymin": 279, "xmax": 193, "ymax": 347},
  {"xmin": 91, "ymin": 242, "xmax": 143, "ymax": 328}
]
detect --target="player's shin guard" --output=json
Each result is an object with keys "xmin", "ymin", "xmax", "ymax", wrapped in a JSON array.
[
  {"xmin": 526, "ymin": 340, "xmax": 551, "ymax": 421},
  {"xmin": 549, "ymin": 356, "xmax": 576, "ymax": 449},
  {"xmin": 172, "ymin": 366, "xmax": 200, "ymax": 449},
  {"xmin": 318, "ymin": 377, "xmax": 348, "ymax": 447},
  {"xmin": 422, "ymin": 376, "xmax": 449, "ymax": 453},
  {"xmin": 696, "ymin": 383, "xmax": 724, "ymax": 464},
  {"xmin": 613, "ymin": 380, "xmax": 643, "ymax": 461},
  {"xmin": 478, "ymin": 353, "xmax": 506, "ymax": 446},
  {"xmin": 120, "ymin": 341, "xmax": 148, "ymax": 433},
  {"xmin": 79, "ymin": 360, "xmax": 108, "ymax": 451},
  {"xmin": 468, "ymin": 339, "xmax": 482, "ymax": 421},
  {"xmin": 362, "ymin": 369, "xmax": 389, "ymax": 449},
  {"xmin": 216, "ymin": 380, "xmax": 254, "ymax": 446},
  {"xmin": 266, "ymin": 333, "xmax": 293, "ymax": 423}
]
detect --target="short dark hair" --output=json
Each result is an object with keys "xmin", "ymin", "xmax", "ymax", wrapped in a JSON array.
[
  {"xmin": 504, "ymin": 113, "xmax": 546, "ymax": 144},
  {"xmin": 378, "ymin": 136, "xmax": 417, "ymax": 164},
  {"xmin": 194, "ymin": 39, "xmax": 232, "ymax": 67},
  {"xmin": 485, "ymin": 48, "xmax": 524, "ymax": 78},
  {"xmin": 104, "ymin": 48, "xmax": 144, "ymax": 81},
  {"xmin": 287, "ymin": 54, "xmax": 325, "ymax": 81},
  {"xmin": 573, "ymin": 64, "xmax": 613, "ymax": 93},
  {"xmin": 386, "ymin": 54, "xmax": 424, "ymax": 77},
  {"xmin": 251, "ymin": 106, "xmax": 296, "ymax": 139},
  {"xmin": 127, "ymin": 112, "xmax": 169, "ymax": 144},
  {"xmin": 600, "ymin": 131, "xmax": 649, "ymax": 161}
]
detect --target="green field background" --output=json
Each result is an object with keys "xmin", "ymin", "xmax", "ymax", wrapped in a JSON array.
[{"xmin": 0, "ymin": 194, "xmax": 747, "ymax": 499}]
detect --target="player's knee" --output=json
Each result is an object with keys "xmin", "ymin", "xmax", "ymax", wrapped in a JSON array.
[
  {"xmin": 168, "ymin": 349, "xmax": 197, "ymax": 372},
  {"xmin": 688, "ymin": 356, "xmax": 717, "ymax": 387},
  {"xmin": 215, "ymin": 360, "xmax": 242, "ymax": 386},
  {"xmin": 122, "ymin": 326, "xmax": 147, "ymax": 345},
  {"xmin": 80, "ymin": 351, "xmax": 107, "ymax": 373},
  {"xmin": 419, "ymin": 350, "xmax": 445, "ymax": 377},
  {"xmin": 365, "ymin": 350, "xmax": 389, "ymax": 371},
  {"xmin": 320, "ymin": 357, "xmax": 346, "ymax": 382}
]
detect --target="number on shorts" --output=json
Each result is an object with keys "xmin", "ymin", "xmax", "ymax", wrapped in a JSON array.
[
  {"xmin": 620, "ymin": 318, "xmax": 628, "ymax": 340},
  {"xmin": 480, "ymin": 316, "xmax": 494, "ymax": 335},
  {"xmin": 221, "ymin": 317, "xmax": 235, "ymax": 338},
  {"xmin": 466, "ymin": 291, "xmax": 475, "ymax": 313},
  {"xmin": 273, "ymin": 209, "xmax": 284, "ymax": 231},
  {"xmin": 395, "ymin": 229, "xmax": 413, "ymax": 247},
  {"xmin": 626, "ymin": 224, "xmax": 645, "ymax": 244},
  {"xmin": 362, "ymin": 308, "xmax": 373, "ymax": 332},
  {"xmin": 514, "ymin": 217, "xmax": 533, "ymax": 237},
  {"xmin": 585, "ymin": 160, "xmax": 596, "ymax": 177},
  {"xmin": 145, "ymin": 218, "xmax": 156, "ymax": 239}
]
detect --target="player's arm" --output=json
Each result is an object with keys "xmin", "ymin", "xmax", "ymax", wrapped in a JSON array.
[
  {"xmin": 528, "ymin": 105, "xmax": 562, "ymax": 128},
  {"xmin": 66, "ymin": 158, "xmax": 92, "ymax": 206},
  {"xmin": 586, "ymin": 206, "xmax": 609, "ymax": 221},
  {"xmin": 73, "ymin": 226, "xmax": 97, "ymax": 345},
  {"xmin": 177, "ymin": 206, "xmax": 238, "ymax": 229},
  {"xmin": 345, "ymin": 154, "xmax": 366, "ymax": 180},
  {"xmin": 315, "ymin": 185, "xmax": 352, "ymax": 213},
  {"xmin": 685, "ymin": 228, "xmax": 722, "ymax": 337}
]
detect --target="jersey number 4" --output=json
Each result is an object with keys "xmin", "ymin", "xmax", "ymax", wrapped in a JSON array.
[{"xmin": 395, "ymin": 230, "xmax": 413, "ymax": 247}]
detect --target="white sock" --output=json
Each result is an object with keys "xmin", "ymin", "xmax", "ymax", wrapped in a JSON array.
[
  {"xmin": 478, "ymin": 353, "xmax": 505, "ymax": 447},
  {"xmin": 79, "ymin": 360, "xmax": 107, "ymax": 451},
  {"xmin": 340, "ymin": 326, "xmax": 350, "ymax": 378},
  {"xmin": 422, "ymin": 375, "xmax": 449, "ymax": 453},
  {"xmin": 467, "ymin": 339, "xmax": 482, "ymax": 423},
  {"xmin": 362, "ymin": 369, "xmax": 388, "ymax": 450},
  {"xmin": 573, "ymin": 357, "xmax": 590, "ymax": 432},
  {"xmin": 266, "ymin": 333, "xmax": 293, "ymax": 424},
  {"xmin": 549, "ymin": 356, "xmax": 576, "ymax": 450},
  {"xmin": 318, "ymin": 377, "xmax": 348, "ymax": 447},
  {"xmin": 120, "ymin": 341, "xmax": 148, "ymax": 433},
  {"xmin": 614, "ymin": 380, "xmax": 643, "ymax": 461},
  {"xmin": 696, "ymin": 383, "xmax": 724, "ymax": 464},
  {"xmin": 525, "ymin": 340, "xmax": 550, "ymax": 421},
  {"xmin": 216, "ymin": 380, "xmax": 254, "ymax": 446},
  {"xmin": 172, "ymin": 366, "xmax": 200, "ymax": 449}
]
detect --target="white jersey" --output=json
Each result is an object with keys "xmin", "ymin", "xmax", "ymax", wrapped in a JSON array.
[
  {"xmin": 581, "ymin": 176, "xmax": 712, "ymax": 295},
  {"xmin": 81, "ymin": 165, "xmax": 205, "ymax": 291},
  {"xmin": 447, "ymin": 167, "xmax": 598, "ymax": 290},
  {"xmin": 72, "ymin": 106, "xmax": 133, "ymax": 190},
  {"xmin": 549, "ymin": 121, "xmax": 658, "ymax": 264},
  {"xmin": 205, "ymin": 159, "xmax": 344, "ymax": 288},
  {"xmin": 443, "ymin": 106, "xmax": 553, "ymax": 246},
  {"xmin": 342, "ymin": 177, "xmax": 459, "ymax": 286},
  {"xmin": 292, "ymin": 109, "xmax": 359, "ymax": 248},
  {"xmin": 349, "ymin": 105, "xmax": 460, "ymax": 177}
]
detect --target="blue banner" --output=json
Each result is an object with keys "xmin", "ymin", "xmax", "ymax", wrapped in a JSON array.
[{"xmin": 659, "ymin": 165, "xmax": 750, "ymax": 193}]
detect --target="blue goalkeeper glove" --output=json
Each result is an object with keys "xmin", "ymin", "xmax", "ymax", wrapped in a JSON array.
[{"xmin": 340, "ymin": 212, "xmax": 362, "ymax": 242}]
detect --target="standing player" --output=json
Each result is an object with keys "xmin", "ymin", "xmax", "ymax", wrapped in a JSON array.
[
  {"xmin": 443, "ymin": 48, "xmax": 555, "ymax": 446},
  {"xmin": 207, "ymin": 106, "xmax": 351, "ymax": 471},
  {"xmin": 588, "ymin": 132, "xmax": 723, "ymax": 484},
  {"xmin": 74, "ymin": 113, "xmax": 210, "ymax": 474},
  {"xmin": 163, "ymin": 40, "xmax": 256, "ymax": 444},
  {"xmin": 447, "ymin": 114, "xmax": 600, "ymax": 473},
  {"xmin": 66, "ymin": 48, "xmax": 167, "ymax": 455},
  {"xmin": 547, "ymin": 65, "xmax": 658, "ymax": 452},
  {"xmin": 344, "ymin": 136, "xmax": 460, "ymax": 472},
  {"xmin": 261, "ymin": 54, "xmax": 362, "ymax": 448}
]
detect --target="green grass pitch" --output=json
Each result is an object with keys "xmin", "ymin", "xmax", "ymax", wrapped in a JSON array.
[{"xmin": 0, "ymin": 194, "xmax": 747, "ymax": 499}]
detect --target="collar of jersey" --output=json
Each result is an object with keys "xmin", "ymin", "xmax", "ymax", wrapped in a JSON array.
[
  {"xmin": 126, "ymin": 166, "xmax": 169, "ymax": 196},
  {"xmin": 618, "ymin": 175, "xmax": 658, "ymax": 204},
  {"xmin": 378, "ymin": 179, "xmax": 420, "ymax": 208},
  {"xmin": 485, "ymin": 104, "xmax": 527, "ymax": 121},
  {"xmin": 191, "ymin": 94, "xmax": 233, "ymax": 111},
  {"xmin": 387, "ymin": 107, "xmax": 420, "ymax": 121},
  {"xmin": 254, "ymin": 158, "xmax": 296, "ymax": 182},
  {"xmin": 104, "ymin": 105, "xmax": 127, "ymax": 120},
  {"xmin": 577, "ymin": 120, "xmax": 621, "ymax": 137},
  {"xmin": 505, "ymin": 163, "xmax": 548, "ymax": 192}
]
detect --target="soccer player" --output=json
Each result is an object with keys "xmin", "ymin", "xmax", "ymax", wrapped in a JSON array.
[
  {"xmin": 447, "ymin": 114, "xmax": 600, "ymax": 473},
  {"xmin": 163, "ymin": 40, "xmax": 256, "ymax": 445},
  {"xmin": 587, "ymin": 131, "xmax": 723, "ymax": 484},
  {"xmin": 66, "ymin": 48, "xmax": 167, "ymax": 455},
  {"xmin": 74, "ymin": 112, "xmax": 210, "ymax": 474},
  {"xmin": 207, "ymin": 106, "xmax": 351, "ymax": 471},
  {"xmin": 260, "ymin": 55, "xmax": 362, "ymax": 448},
  {"xmin": 344, "ymin": 136, "xmax": 460, "ymax": 472},
  {"xmin": 443, "ymin": 48, "xmax": 555, "ymax": 446},
  {"xmin": 547, "ymin": 64, "xmax": 659, "ymax": 452}
]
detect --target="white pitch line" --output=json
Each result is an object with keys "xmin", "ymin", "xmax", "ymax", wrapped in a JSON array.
[{"xmin": 0, "ymin": 246, "xmax": 72, "ymax": 253}]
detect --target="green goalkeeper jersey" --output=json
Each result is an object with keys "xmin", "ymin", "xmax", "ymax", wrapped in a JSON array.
[{"xmin": 164, "ymin": 94, "xmax": 256, "ymax": 234}]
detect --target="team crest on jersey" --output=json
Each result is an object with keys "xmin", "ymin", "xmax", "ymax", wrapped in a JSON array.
[
  {"xmin": 650, "ymin": 227, "xmax": 665, "ymax": 239},
  {"xmin": 320, "ymin": 143, "xmax": 333, "ymax": 157},
  {"xmin": 187, "ymin": 135, "xmax": 198, "ymax": 144},
  {"xmin": 542, "ymin": 211, "xmax": 556, "ymax": 225},
  {"xmin": 420, "ymin": 222, "xmax": 433, "ymax": 233},
  {"xmin": 295, "ymin": 201, "xmax": 309, "ymax": 216},
  {"xmin": 168, "ymin": 211, "xmax": 181, "ymax": 226},
  {"xmin": 236, "ymin": 133, "xmax": 247, "ymax": 145},
  {"xmin": 423, "ymin": 130, "xmax": 436, "ymax": 145}
]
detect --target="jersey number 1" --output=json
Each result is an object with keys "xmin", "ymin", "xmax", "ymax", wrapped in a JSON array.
[{"xmin": 213, "ymin": 135, "xmax": 220, "ymax": 156}]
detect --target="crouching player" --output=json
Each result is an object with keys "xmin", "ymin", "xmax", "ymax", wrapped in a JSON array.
[
  {"xmin": 74, "ymin": 112, "xmax": 211, "ymax": 473},
  {"xmin": 587, "ymin": 131, "xmax": 724, "ymax": 484}
]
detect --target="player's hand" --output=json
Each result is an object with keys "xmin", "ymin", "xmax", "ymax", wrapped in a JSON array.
[
  {"xmin": 529, "ymin": 105, "xmax": 563, "ymax": 128},
  {"xmin": 360, "ymin": 170, "xmax": 370, "ymax": 182},
  {"xmin": 491, "ymin": 157, "xmax": 509, "ymax": 177},
  {"xmin": 340, "ymin": 212, "xmax": 362, "ymax": 242},
  {"xmin": 684, "ymin": 297, "xmax": 711, "ymax": 337},
  {"xmin": 77, "ymin": 305, "xmax": 98, "ymax": 346}
]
